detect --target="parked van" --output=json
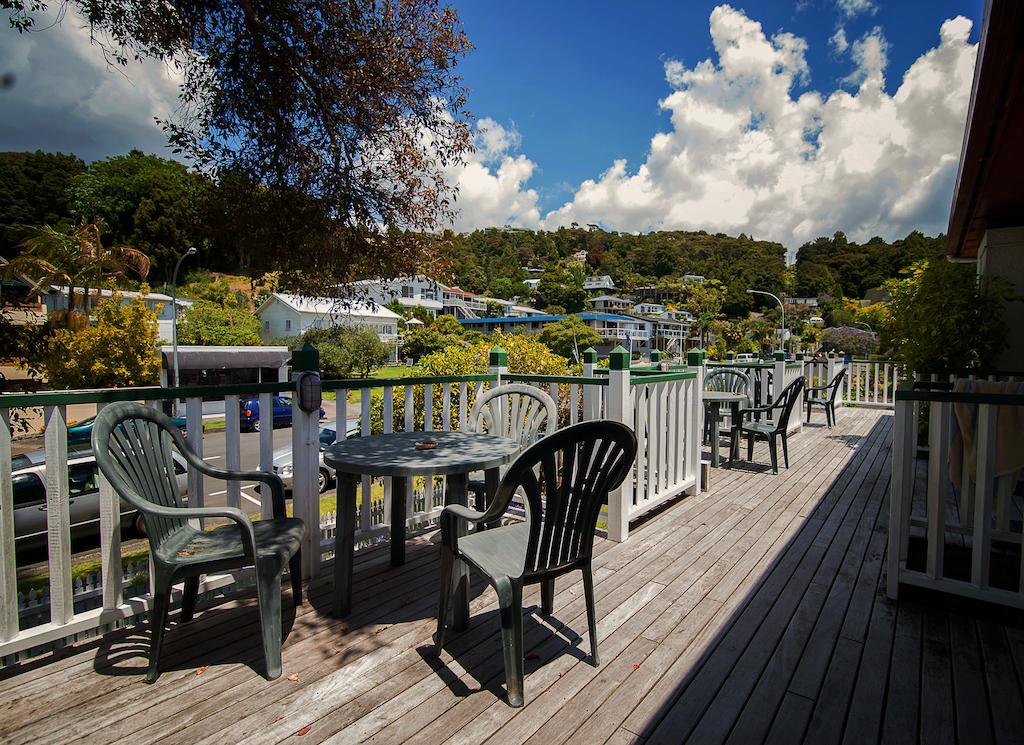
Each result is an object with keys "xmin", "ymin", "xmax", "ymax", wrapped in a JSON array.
[{"xmin": 239, "ymin": 395, "xmax": 325, "ymax": 432}]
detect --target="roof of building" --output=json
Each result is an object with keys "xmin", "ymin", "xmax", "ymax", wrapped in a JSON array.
[
  {"xmin": 947, "ymin": 0, "xmax": 1024, "ymax": 259},
  {"xmin": 158, "ymin": 345, "xmax": 292, "ymax": 370},
  {"xmin": 458, "ymin": 312, "xmax": 643, "ymax": 326},
  {"xmin": 587, "ymin": 295, "xmax": 631, "ymax": 303},
  {"xmin": 49, "ymin": 285, "xmax": 193, "ymax": 306},
  {"xmin": 258, "ymin": 292, "xmax": 401, "ymax": 319}
]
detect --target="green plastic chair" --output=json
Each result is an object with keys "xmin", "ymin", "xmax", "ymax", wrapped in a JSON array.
[
  {"xmin": 91, "ymin": 402, "xmax": 305, "ymax": 682},
  {"xmin": 728, "ymin": 376, "xmax": 805, "ymax": 474},
  {"xmin": 432, "ymin": 420, "xmax": 637, "ymax": 707},
  {"xmin": 703, "ymin": 367, "xmax": 751, "ymax": 441},
  {"xmin": 804, "ymin": 368, "xmax": 847, "ymax": 426}
]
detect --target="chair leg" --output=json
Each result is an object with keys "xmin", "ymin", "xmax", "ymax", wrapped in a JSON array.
[
  {"xmin": 255, "ymin": 564, "xmax": 283, "ymax": 680},
  {"xmin": 180, "ymin": 576, "xmax": 200, "ymax": 623},
  {"xmin": 496, "ymin": 577, "xmax": 525, "ymax": 708},
  {"xmin": 289, "ymin": 550, "xmax": 303, "ymax": 606},
  {"xmin": 582, "ymin": 565, "xmax": 599, "ymax": 666},
  {"xmin": 828, "ymin": 403, "xmax": 836, "ymax": 427},
  {"xmin": 146, "ymin": 590, "xmax": 171, "ymax": 683},
  {"xmin": 747, "ymin": 432, "xmax": 754, "ymax": 461},
  {"xmin": 806, "ymin": 400, "xmax": 812, "ymax": 423},
  {"xmin": 729, "ymin": 428, "xmax": 738, "ymax": 464},
  {"xmin": 781, "ymin": 433, "xmax": 790, "ymax": 469},
  {"xmin": 433, "ymin": 548, "xmax": 454, "ymax": 654},
  {"xmin": 768, "ymin": 437, "xmax": 779, "ymax": 474},
  {"xmin": 540, "ymin": 579, "xmax": 555, "ymax": 615}
]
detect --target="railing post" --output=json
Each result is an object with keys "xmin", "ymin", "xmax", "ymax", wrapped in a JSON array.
[
  {"xmin": 582, "ymin": 347, "xmax": 599, "ymax": 421},
  {"xmin": 0, "ymin": 409, "xmax": 17, "ymax": 641},
  {"xmin": 773, "ymin": 352, "xmax": 786, "ymax": 427},
  {"xmin": 649, "ymin": 349, "xmax": 661, "ymax": 368},
  {"xmin": 488, "ymin": 346, "xmax": 508, "ymax": 386},
  {"xmin": 686, "ymin": 349, "xmax": 703, "ymax": 495},
  {"xmin": 606, "ymin": 346, "xmax": 632, "ymax": 542},
  {"xmin": 291, "ymin": 342, "xmax": 321, "ymax": 579}
]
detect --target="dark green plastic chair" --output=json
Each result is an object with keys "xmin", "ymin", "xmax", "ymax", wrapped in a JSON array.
[
  {"xmin": 804, "ymin": 368, "xmax": 846, "ymax": 426},
  {"xmin": 728, "ymin": 376, "xmax": 805, "ymax": 474},
  {"xmin": 91, "ymin": 402, "xmax": 305, "ymax": 682},
  {"xmin": 432, "ymin": 420, "xmax": 637, "ymax": 707},
  {"xmin": 703, "ymin": 367, "xmax": 751, "ymax": 442}
]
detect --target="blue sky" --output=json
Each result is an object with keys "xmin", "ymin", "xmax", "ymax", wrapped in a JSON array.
[
  {"xmin": 0, "ymin": 0, "xmax": 987, "ymax": 248},
  {"xmin": 452, "ymin": 0, "xmax": 984, "ymax": 213}
]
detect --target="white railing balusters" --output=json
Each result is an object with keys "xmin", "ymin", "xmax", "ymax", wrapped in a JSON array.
[
  {"xmin": 458, "ymin": 382, "xmax": 468, "ymax": 430},
  {"xmin": 43, "ymin": 404, "xmax": 73, "ymax": 626},
  {"xmin": 186, "ymin": 396, "xmax": 204, "ymax": 520},
  {"xmin": 225, "ymin": 395, "xmax": 241, "ymax": 511},
  {"xmin": 259, "ymin": 391, "xmax": 274, "ymax": 521},
  {"xmin": 360, "ymin": 388, "xmax": 372, "ymax": 533},
  {"xmin": 0, "ymin": 409, "xmax": 17, "ymax": 640},
  {"xmin": 972, "ymin": 403, "xmax": 996, "ymax": 590},
  {"xmin": 95, "ymin": 401, "xmax": 123, "ymax": 611}
]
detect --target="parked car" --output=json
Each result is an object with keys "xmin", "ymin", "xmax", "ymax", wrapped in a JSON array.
[
  {"xmin": 67, "ymin": 413, "xmax": 187, "ymax": 445},
  {"xmin": 272, "ymin": 419, "xmax": 360, "ymax": 493},
  {"xmin": 734, "ymin": 353, "xmax": 755, "ymax": 362},
  {"xmin": 239, "ymin": 395, "xmax": 325, "ymax": 432},
  {"xmin": 11, "ymin": 446, "xmax": 188, "ymax": 551}
]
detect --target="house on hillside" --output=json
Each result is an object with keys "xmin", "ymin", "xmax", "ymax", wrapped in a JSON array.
[
  {"xmin": 523, "ymin": 278, "xmax": 541, "ymax": 291},
  {"xmin": 350, "ymin": 275, "xmax": 444, "ymax": 318},
  {"xmin": 583, "ymin": 275, "xmax": 616, "ymax": 292},
  {"xmin": 441, "ymin": 286, "xmax": 488, "ymax": 319},
  {"xmin": 255, "ymin": 293, "xmax": 401, "ymax": 362},
  {"xmin": 587, "ymin": 295, "xmax": 633, "ymax": 312},
  {"xmin": 458, "ymin": 311, "xmax": 651, "ymax": 354}
]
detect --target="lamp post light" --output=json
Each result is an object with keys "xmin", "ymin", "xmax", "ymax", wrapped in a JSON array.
[
  {"xmin": 747, "ymin": 289, "xmax": 785, "ymax": 355},
  {"xmin": 855, "ymin": 321, "xmax": 874, "ymax": 335},
  {"xmin": 171, "ymin": 247, "xmax": 197, "ymax": 410}
]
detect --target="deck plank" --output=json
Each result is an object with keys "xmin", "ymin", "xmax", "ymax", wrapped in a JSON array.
[{"xmin": 1, "ymin": 407, "xmax": 1022, "ymax": 745}]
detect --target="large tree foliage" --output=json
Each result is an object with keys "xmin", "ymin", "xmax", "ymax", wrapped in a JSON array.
[
  {"xmin": 0, "ymin": 151, "xmax": 85, "ymax": 253},
  {"xmin": 176, "ymin": 299, "xmax": 262, "ymax": 345},
  {"xmin": 301, "ymin": 325, "xmax": 391, "ymax": 379},
  {"xmin": 885, "ymin": 259, "xmax": 1008, "ymax": 373},
  {"xmin": 4, "ymin": 0, "xmax": 473, "ymax": 294},
  {"xmin": 68, "ymin": 151, "xmax": 211, "ymax": 281},
  {"xmin": 538, "ymin": 315, "xmax": 601, "ymax": 361}
]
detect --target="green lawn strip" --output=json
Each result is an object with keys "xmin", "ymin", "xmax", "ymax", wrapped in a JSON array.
[{"xmin": 344, "ymin": 365, "xmax": 420, "ymax": 405}]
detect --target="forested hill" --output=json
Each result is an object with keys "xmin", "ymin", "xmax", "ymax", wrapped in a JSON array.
[
  {"xmin": 441, "ymin": 227, "xmax": 788, "ymax": 314},
  {"xmin": 793, "ymin": 230, "xmax": 945, "ymax": 299}
]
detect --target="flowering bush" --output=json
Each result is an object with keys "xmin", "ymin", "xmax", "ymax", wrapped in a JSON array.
[{"xmin": 819, "ymin": 326, "xmax": 877, "ymax": 357}]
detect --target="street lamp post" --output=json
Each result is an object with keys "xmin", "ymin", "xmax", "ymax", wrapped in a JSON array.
[
  {"xmin": 747, "ymin": 289, "xmax": 786, "ymax": 355},
  {"xmin": 171, "ymin": 247, "xmax": 197, "ymax": 409},
  {"xmin": 855, "ymin": 321, "xmax": 874, "ymax": 335}
]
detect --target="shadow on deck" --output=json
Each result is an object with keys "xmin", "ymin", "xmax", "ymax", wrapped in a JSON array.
[{"xmin": 1, "ymin": 407, "xmax": 1021, "ymax": 745}]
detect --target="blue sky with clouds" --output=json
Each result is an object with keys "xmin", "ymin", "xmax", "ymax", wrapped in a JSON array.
[
  {"xmin": 452, "ymin": 0, "xmax": 984, "ymax": 212},
  {"xmin": 0, "ymin": 0, "xmax": 987, "ymax": 249}
]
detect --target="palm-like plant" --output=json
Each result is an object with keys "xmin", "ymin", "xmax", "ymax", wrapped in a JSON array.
[{"xmin": 1, "ymin": 223, "xmax": 150, "ymax": 328}]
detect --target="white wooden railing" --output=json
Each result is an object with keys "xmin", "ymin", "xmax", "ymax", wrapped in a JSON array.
[
  {"xmin": 888, "ymin": 376, "xmax": 1024, "ymax": 608},
  {"xmin": 842, "ymin": 358, "xmax": 900, "ymax": 408}
]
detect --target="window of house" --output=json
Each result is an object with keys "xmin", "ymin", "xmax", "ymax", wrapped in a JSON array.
[
  {"xmin": 263, "ymin": 320, "xmax": 270, "ymax": 332},
  {"xmin": 401, "ymin": 285, "xmax": 412, "ymax": 298},
  {"xmin": 285, "ymin": 319, "xmax": 292, "ymax": 331}
]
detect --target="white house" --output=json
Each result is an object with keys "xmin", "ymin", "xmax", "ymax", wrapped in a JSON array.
[
  {"xmin": 523, "ymin": 278, "xmax": 542, "ymax": 291},
  {"xmin": 583, "ymin": 275, "xmax": 616, "ymax": 292},
  {"xmin": 587, "ymin": 295, "xmax": 633, "ymax": 312},
  {"xmin": 255, "ymin": 293, "xmax": 402, "ymax": 362},
  {"xmin": 633, "ymin": 302, "xmax": 667, "ymax": 316},
  {"xmin": 45, "ymin": 285, "xmax": 192, "ymax": 342},
  {"xmin": 350, "ymin": 275, "xmax": 444, "ymax": 318}
]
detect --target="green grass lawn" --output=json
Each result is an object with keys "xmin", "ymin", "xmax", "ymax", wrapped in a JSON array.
[{"xmin": 344, "ymin": 365, "xmax": 420, "ymax": 404}]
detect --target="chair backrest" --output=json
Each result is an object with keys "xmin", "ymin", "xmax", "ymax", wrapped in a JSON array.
[
  {"xmin": 773, "ymin": 377, "xmax": 807, "ymax": 432},
  {"xmin": 482, "ymin": 420, "xmax": 637, "ymax": 577},
  {"xmin": 467, "ymin": 383, "xmax": 557, "ymax": 448},
  {"xmin": 827, "ymin": 368, "xmax": 847, "ymax": 402},
  {"xmin": 705, "ymin": 368, "xmax": 750, "ymax": 396},
  {"xmin": 92, "ymin": 402, "xmax": 190, "ymax": 550}
]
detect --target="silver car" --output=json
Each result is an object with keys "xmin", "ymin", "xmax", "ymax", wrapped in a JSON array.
[
  {"xmin": 272, "ymin": 419, "xmax": 360, "ymax": 494},
  {"xmin": 12, "ymin": 446, "xmax": 188, "ymax": 550}
]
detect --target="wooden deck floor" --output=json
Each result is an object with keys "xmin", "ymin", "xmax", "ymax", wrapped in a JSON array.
[{"xmin": 2, "ymin": 407, "xmax": 1024, "ymax": 744}]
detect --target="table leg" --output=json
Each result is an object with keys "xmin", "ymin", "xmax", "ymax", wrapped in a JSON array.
[
  {"xmin": 484, "ymin": 468, "xmax": 500, "ymax": 513},
  {"xmin": 446, "ymin": 472, "xmax": 471, "ymax": 632},
  {"xmin": 333, "ymin": 473, "xmax": 358, "ymax": 617},
  {"xmin": 390, "ymin": 475, "xmax": 407, "ymax": 567},
  {"xmin": 711, "ymin": 402, "xmax": 722, "ymax": 467}
]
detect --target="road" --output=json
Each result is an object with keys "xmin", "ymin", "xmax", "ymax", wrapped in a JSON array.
[{"xmin": 15, "ymin": 398, "xmax": 357, "ymax": 578}]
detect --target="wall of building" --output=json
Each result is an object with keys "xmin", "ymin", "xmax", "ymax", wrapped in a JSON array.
[{"xmin": 977, "ymin": 226, "xmax": 1024, "ymax": 371}]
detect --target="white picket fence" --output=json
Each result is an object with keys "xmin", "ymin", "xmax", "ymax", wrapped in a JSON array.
[{"xmin": 888, "ymin": 374, "xmax": 1024, "ymax": 609}]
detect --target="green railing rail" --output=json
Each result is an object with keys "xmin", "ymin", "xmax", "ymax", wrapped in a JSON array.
[
  {"xmin": 0, "ymin": 380, "xmax": 295, "ymax": 409},
  {"xmin": 320, "ymin": 374, "xmax": 495, "ymax": 391},
  {"xmin": 629, "ymin": 371, "xmax": 698, "ymax": 385},
  {"xmin": 502, "ymin": 373, "xmax": 608, "ymax": 386},
  {"xmin": 895, "ymin": 380, "xmax": 1024, "ymax": 405}
]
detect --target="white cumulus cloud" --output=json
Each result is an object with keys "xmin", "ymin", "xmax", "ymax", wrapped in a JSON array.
[
  {"xmin": 830, "ymin": 27, "xmax": 849, "ymax": 55},
  {"xmin": 837, "ymin": 0, "xmax": 878, "ymax": 19},
  {"xmin": 536, "ymin": 5, "xmax": 977, "ymax": 253}
]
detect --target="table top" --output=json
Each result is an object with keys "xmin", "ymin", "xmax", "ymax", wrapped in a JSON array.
[
  {"xmin": 323, "ymin": 430, "xmax": 521, "ymax": 477},
  {"xmin": 702, "ymin": 391, "xmax": 748, "ymax": 403}
]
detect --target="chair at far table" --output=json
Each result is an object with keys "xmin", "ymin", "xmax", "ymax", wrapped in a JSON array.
[
  {"xmin": 704, "ymin": 367, "xmax": 751, "ymax": 441},
  {"xmin": 729, "ymin": 376, "xmax": 805, "ymax": 474},
  {"xmin": 92, "ymin": 402, "xmax": 305, "ymax": 683},
  {"xmin": 466, "ymin": 383, "xmax": 557, "ymax": 510},
  {"xmin": 432, "ymin": 420, "xmax": 637, "ymax": 707},
  {"xmin": 804, "ymin": 367, "xmax": 847, "ymax": 426}
]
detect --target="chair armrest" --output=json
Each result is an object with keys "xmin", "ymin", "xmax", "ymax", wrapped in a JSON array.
[
  {"xmin": 177, "ymin": 446, "xmax": 287, "ymax": 518},
  {"xmin": 140, "ymin": 503, "xmax": 259, "ymax": 561},
  {"xmin": 440, "ymin": 503, "xmax": 498, "ymax": 551}
]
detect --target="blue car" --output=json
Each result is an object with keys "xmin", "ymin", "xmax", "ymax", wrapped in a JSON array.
[{"xmin": 239, "ymin": 395, "xmax": 325, "ymax": 432}]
